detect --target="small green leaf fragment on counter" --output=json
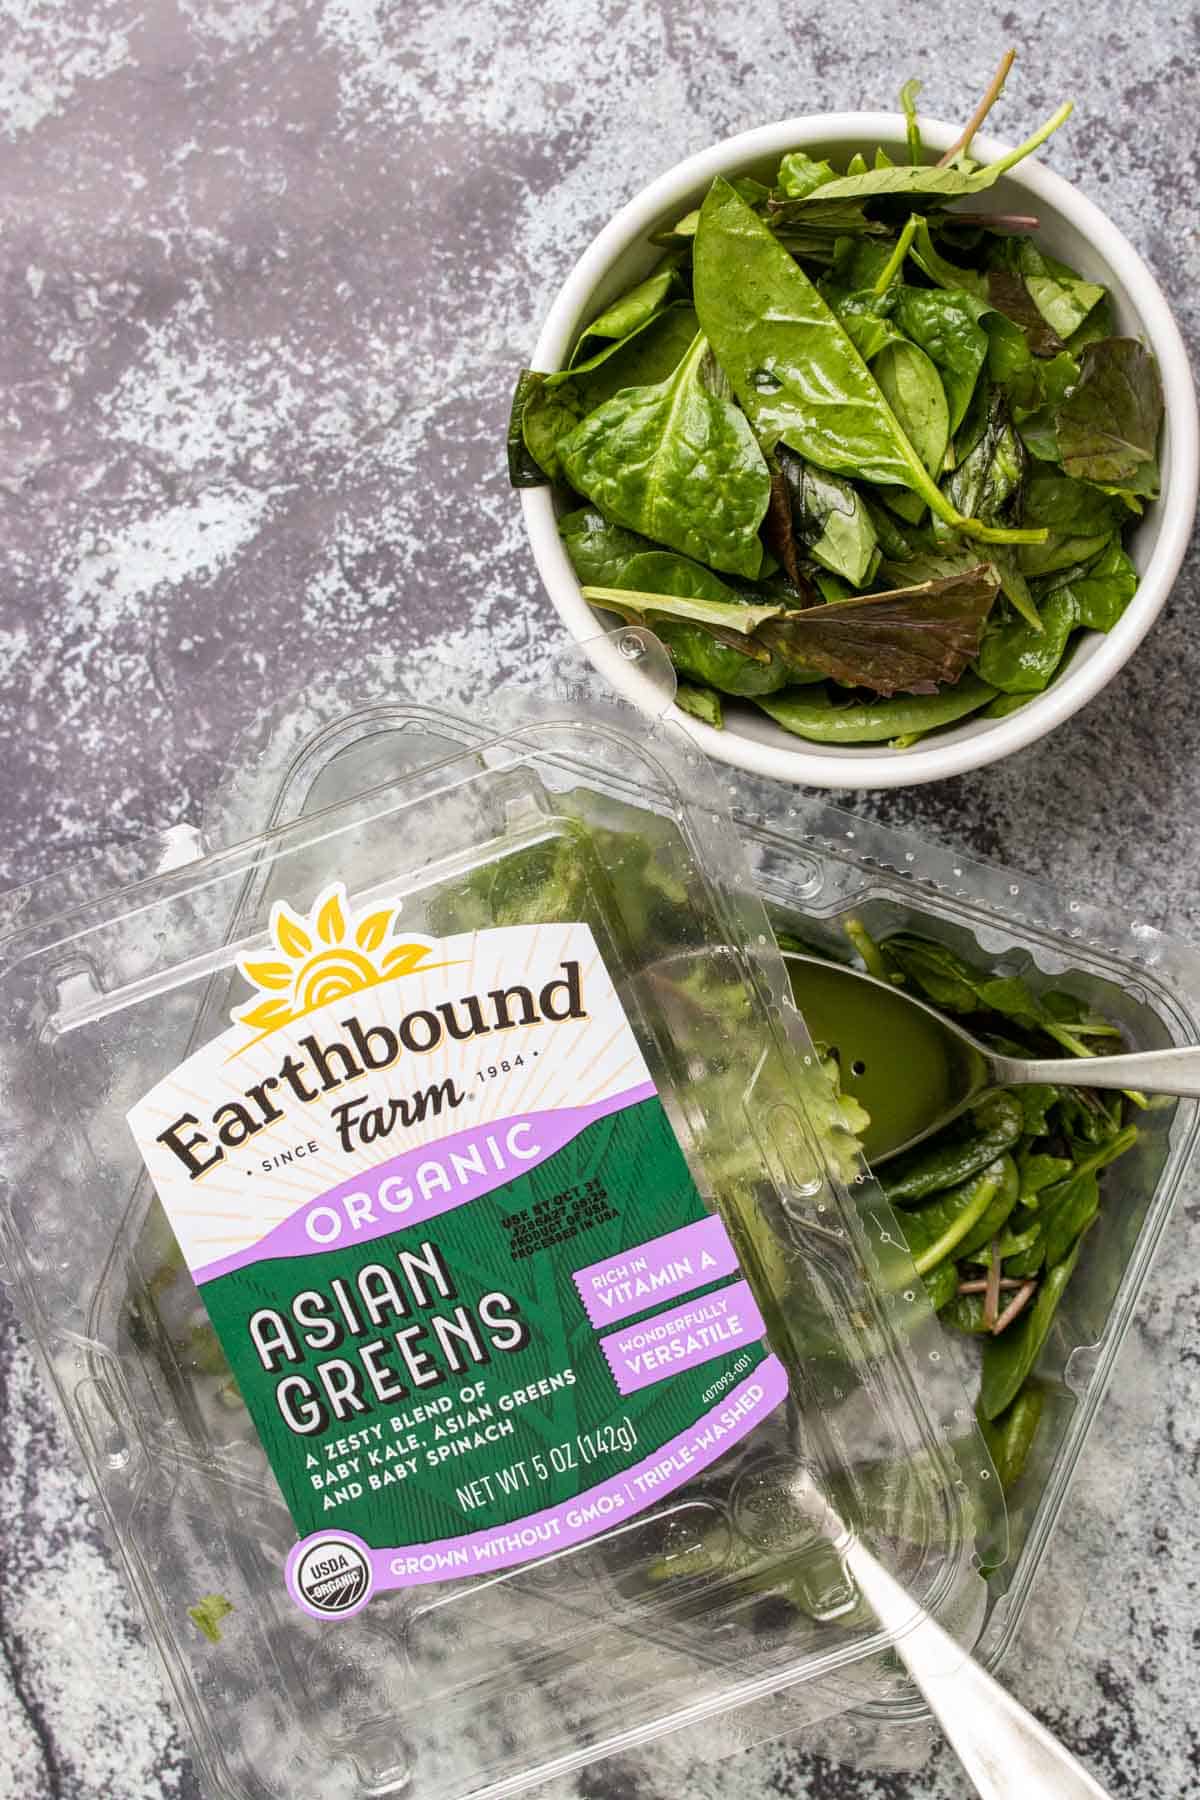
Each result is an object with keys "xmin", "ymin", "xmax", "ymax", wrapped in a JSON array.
[{"xmin": 189, "ymin": 1594, "xmax": 234, "ymax": 1644}]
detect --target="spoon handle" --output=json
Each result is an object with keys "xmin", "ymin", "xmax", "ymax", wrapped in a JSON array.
[
  {"xmin": 839, "ymin": 1536, "xmax": 1113, "ymax": 1799},
  {"xmin": 990, "ymin": 1043, "xmax": 1200, "ymax": 1097}
]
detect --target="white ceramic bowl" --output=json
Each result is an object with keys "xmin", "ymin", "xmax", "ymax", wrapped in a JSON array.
[{"xmin": 522, "ymin": 114, "xmax": 1199, "ymax": 789}]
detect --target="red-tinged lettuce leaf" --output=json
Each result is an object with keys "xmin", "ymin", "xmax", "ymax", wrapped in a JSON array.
[
  {"xmin": 1056, "ymin": 338, "xmax": 1163, "ymax": 495},
  {"xmin": 762, "ymin": 464, "xmax": 820, "ymax": 604},
  {"xmin": 758, "ymin": 564, "xmax": 1001, "ymax": 694},
  {"xmin": 582, "ymin": 565, "xmax": 1000, "ymax": 697},
  {"xmin": 986, "ymin": 270, "xmax": 1065, "ymax": 358}
]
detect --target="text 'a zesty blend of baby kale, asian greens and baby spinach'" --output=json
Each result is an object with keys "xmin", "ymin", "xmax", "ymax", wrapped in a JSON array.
[{"xmin": 509, "ymin": 55, "xmax": 1163, "ymax": 747}]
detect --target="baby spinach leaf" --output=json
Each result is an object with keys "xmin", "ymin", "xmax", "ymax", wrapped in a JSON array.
[
  {"xmin": 1011, "ymin": 351, "xmax": 1080, "ymax": 462},
  {"xmin": 521, "ymin": 376, "xmax": 587, "ymax": 481},
  {"xmin": 822, "ymin": 287, "xmax": 907, "ymax": 362},
  {"xmin": 942, "ymin": 388, "xmax": 1025, "ymax": 527},
  {"xmin": 975, "ymin": 586, "xmax": 1077, "ymax": 692},
  {"xmin": 511, "ymin": 306, "xmax": 703, "ymax": 486},
  {"xmin": 692, "ymin": 180, "xmax": 1042, "ymax": 546},
  {"xmin": 978, "ymin": 1385, "xmax": 1045, "ymax": 1490},
  {"xmin": 980, "ymin": 1236, "xmax": 1084, "ymax": 1420},
  {"xmin": 901, "ymin": 1162, "xmax": 1009, "ymax": 1274},
  {"xmin": 652, "ymin": 621, "xmax": 790, "ymax": 695},
  {"xmin": 878, "ymin": 542, "xmax": 984, "ymax": 589},
  {"xmin": 986, "ymin": 268, "xmax": 1066, "ymax": 357},
  {"xmin": 675, "ymin": 683, "xmax": 725, "ymax": 727},
  {"xmin": 764, "ymin": 195, "xmax": 884, "ymax": 236},
  {"xmin": 1065, "ymin": 292, "xmax": 1115, "ymax": 353},
  {"xmin": 580, "ymin": 554, "xmax": 792, "ymax": 698},
  {"xmin": 831, "ymin": 235, "xmax": 897, "ymax": 290},
  {"xmin": 1017, "ymin": 532, "xmax": 1112, "ymax": 578},
  {"xmin": 884, "ymin": 1092, "xmax": 1025, "ymax": 1203},
  {"xmin": 881, "ymin": 487, "xmax": 931, "ymax": 525},
  {"xmin": 791, "ymin": 102, "xmax": 1071, "ymax": 206},
  {"xmin": 873, "ymin": 339, "xmax": 951, "ymax": 476},
  {"xmin": 775, "ymin": 446, "xmax": 879, "ymax": 586},
  {"xmin": 1043, "ymin": 540, "xmax": 1138, "ymax": 631},
  {"xmin": 777, "ymin": 149, "xmax": 838, "ymax": 198},
  {"xmin": 1040, "ymin": 1169, "xmax": 1100, "ymax": 1269},
  {"xmin": 1016, "ymin": 466, "xmax": 1125, "ymax": 575},
  {"xmin": 508, "ymin": 369, "xmax": 553, "ymax": 486},
  {"xmin": 981, "ymin": 690, "xmax": 1034, "ymax": 718},
  {"xmin": 953, "ymin": 1154, "xmax": 1021, "ymax": 1259},
  {"xmin": 555, "ymin": 302, "xmax": 701, "ymax": 396},
  {"xmin": 923, "ymin": 1258, "xmax": 960, "ymax": 1312},
  {"xmin": 997, "ymin": 1220, "xmax": 1043, "ymax": 1261},
  {"xmin": 558, "ymin": 507, "xmax": 655, "ymax": 585},
  {"xmin": 891, "ymin": 287, "xmax": 989, "ymax": 434},
  {"xmin": 1019, "ymin": 1152, "xmax": 1073, "ymax": 1201},
  {"xmin": 1017, "ymin": 1084, "xmax": 1060, "ymax": 1135},
  {"xmin": 990, "ymin": 237, "xmax": 1104, "ymax": 342},
  {"xmin": 569, "ymin": 261, "xmax": 681, "ymax": 366},
  {"xmin": 1056, "ymin": 338, "xmax": 1163, "ymax": 495},
  {"xmin": 943, "ymin": 1292, "xmax": 992, "ymax": 1335},
  {"xmin": 866, "ymin": 494, "xmax": 939, "ymax": 563},
  {"xmin": 757, "ymin": 673, "xmax": 996, "ymax": 744},
  {"xmin": 560, "ymin": 331, "xmax": 772, "ymax": 578},
  {"xmin": 909, "ymin": 219, "xmax": 988, "ymax": 299},
  {"xmin": 694, "ymin": 181, "xmax": 932, "ymax": 484}
]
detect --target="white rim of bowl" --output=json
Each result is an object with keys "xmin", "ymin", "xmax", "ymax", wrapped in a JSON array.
[{"xmin": 522, "ymin": 113, "xmax": 1199, "ymax": 790}]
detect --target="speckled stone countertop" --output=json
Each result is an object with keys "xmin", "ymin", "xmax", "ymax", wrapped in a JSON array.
[{"xmin": 1, "ymin": 4, "xmax": 1198, "ymax": 1798}]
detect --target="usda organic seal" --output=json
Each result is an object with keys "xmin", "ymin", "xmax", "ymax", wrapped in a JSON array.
[{"xmin": 287, "ymin": 1531, "xmax": 374, "ymax": 1620}]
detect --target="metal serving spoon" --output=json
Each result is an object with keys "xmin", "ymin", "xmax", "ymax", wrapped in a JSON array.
[
  {"xmin": 822, "ymin": 1504, "xmax": 1115, "ymax": 1799},
  {"xmin": 784, "ymin": 951, "xmax": 1200, "ymax": 1164}
]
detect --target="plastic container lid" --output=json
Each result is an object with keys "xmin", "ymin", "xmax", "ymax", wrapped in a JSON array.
[{"xmin": 0, "ymin": 644, "xmax": 993, "ymax": 1800}]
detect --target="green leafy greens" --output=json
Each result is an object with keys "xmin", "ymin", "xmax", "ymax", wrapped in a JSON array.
[
  {"xmin": 799, "ymin": 917, "xmax": 1142, "ymax": 1488},
  {"xmin": 508, "ymin": 57, "xmax": 1161, "ymax": 748}
]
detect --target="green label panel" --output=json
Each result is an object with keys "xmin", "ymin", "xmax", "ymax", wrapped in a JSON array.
[{"xmin": 203, "ymin": 1098, "xmax": 768, "ymax": 1549}]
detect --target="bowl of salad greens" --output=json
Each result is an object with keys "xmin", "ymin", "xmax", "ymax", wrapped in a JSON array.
[{"xmin": 512, "ymin": 60, "xmax": 1198, "ymax": 790}]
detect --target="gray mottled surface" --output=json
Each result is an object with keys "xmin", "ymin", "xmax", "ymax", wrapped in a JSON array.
[{"xmin": 1, "ymin": 4, "xmax": 1198, "ymax": 1798}]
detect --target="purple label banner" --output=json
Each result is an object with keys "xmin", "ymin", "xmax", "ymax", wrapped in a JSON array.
[
  {"xmin": 572, "ymin": 1213, "xmax": 740, "ymax": 1328},
  {"xmin": 195, "ymin": 1082, "xmax": 656, "ymax": 1285},
  {"xmin": 284, "ymin": 1357, "xmax": 789, "ymax": 1614},
  {"xmin": 599, "ymin": 1280, "xmax": 767, "ymax": 1395}
]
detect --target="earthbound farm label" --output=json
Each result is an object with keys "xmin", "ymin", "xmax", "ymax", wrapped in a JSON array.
[{"xmin": 129, "ymin": 883, "xmax": 785, "ymax": 1618}]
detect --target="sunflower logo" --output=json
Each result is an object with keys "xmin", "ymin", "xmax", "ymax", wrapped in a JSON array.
[{"xmin": 232, "ymin": 883, "xmax": 458, "ymax": 1046}]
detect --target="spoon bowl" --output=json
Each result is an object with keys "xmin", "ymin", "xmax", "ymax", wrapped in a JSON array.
[{"xmin": 783, "ymin": 950, "xmax": 1200, "ymax": 1162}]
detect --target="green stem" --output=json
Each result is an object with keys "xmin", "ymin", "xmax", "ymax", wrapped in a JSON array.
[
  {"xmin": 962, "ymin": 519, "xmax": 1050, "ymax": 545},
  {"xmin": 1059, "ymin": 1125, "xmax": 1139, "ymax": 1187},
  {"xmin": 873, "ymin": 215, "xmax": 919, "ymax": 294},
  {"xmin": 913, "ymin": 1176, "xmax": 1000, "ymax": 1275},
  {"xmin": 977, "ymin": 101, "xmax": 1075, "ymax": 181}
]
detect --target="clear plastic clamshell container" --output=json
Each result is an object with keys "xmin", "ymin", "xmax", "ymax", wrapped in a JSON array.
[
  {"xmin": 0, "ymin": 644, "xmax": 995, "ymax": 1800},
  {"xmin": 211, "ymin": 649, "xmax": 1200, "ymax": 1778}
]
